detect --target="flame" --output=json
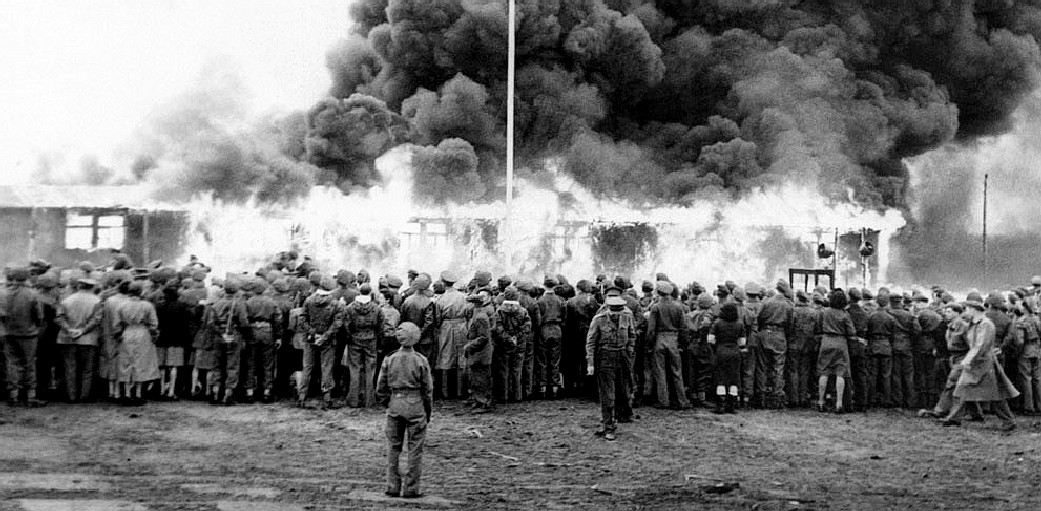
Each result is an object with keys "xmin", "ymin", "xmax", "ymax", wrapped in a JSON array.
[{"xmin": 173, "ymin": 145, "xmax": 906, "ymax": 287}]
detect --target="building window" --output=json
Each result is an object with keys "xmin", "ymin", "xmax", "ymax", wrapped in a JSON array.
[{"xmin": 65, "ymin": 212, "xmax": 125, "ymax": 250}]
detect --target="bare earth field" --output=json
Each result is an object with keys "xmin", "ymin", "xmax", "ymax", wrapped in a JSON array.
[{"xmin": 0, "ymin": 399, "xmax": 1039, "ymax": 510}]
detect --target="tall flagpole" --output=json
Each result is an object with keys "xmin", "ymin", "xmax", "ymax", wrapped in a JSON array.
[{"xmin": 504, "ymin": 0, "xmax": 516, "ymax": 275}]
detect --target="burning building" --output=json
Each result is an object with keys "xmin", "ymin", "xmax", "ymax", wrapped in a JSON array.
[{"xmin": 0, "ymin": 185, "xmax": 190, "ymax": 270}]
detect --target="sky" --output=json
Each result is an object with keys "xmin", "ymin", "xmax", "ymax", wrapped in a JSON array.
[{"xmin": 0, "ymin": 0, "xmax": 354, "ymax": 183}]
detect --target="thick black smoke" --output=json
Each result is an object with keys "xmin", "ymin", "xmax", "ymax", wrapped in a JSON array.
[{"xmin": 316, "ymin": 0, "xmax": 1041, "ymax": 208}]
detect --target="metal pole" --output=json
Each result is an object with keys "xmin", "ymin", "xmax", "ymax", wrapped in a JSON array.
[
  {"xmin": 983, "ymin": 172, "xmax": 988, "ymax": 284},
  {"xmin": 504, "ymin": 0, "xmax": 516, "ymax": 274}
]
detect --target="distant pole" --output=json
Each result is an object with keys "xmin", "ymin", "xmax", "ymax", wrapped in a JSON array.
[
  {"xmin": 504, "ymin": 0, "xmax": 516, "ymax": 274},
  {"xmin": 983, "ymin": 172, "xmax": 988, "ymax": 284}
]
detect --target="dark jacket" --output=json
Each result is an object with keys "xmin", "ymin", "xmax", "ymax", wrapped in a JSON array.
[{"xmin": 2, "ymin": 284, "xmax": 44, "ymax": 337}]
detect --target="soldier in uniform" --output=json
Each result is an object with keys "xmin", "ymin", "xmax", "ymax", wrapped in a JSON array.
[
  {"xmin": 563, "ymin": 280, "xmax": 598, "ymax": 398},
  {"xmin": 685, "ymin": 294, "xmax": 716, "ymax": 407},
  {"xmin": 514, "ymin": 279, "xmax": 541, "ymax": 399},
  {"xmin": 202, "ymin": 280, "xmax": 249, "ymax": 405},
  {"xmin": 434, "ymin": 271, "xmax": 468, "ymax": 399},
  {"xmin": 788, "ymin": 291, "xmax": 818, "ymax": 408},
  {"xmin": 243, "ymin": 279, "xmax": 282, "ymax": 403},
  {"xmin": 887, "ymin": 294, "xmax": 920, "ymax": 408},
  {"xmin": 845, "ymin": 288, "xmax": 870, "ymax": 412},
  {"xmin": 298, "ymin": 277, "xmax": 345, "ymax": 409},
  {"xmin": 344, "ymin": 284, "xmax": 384, "ymax": 408},
  {"xmin": 464, "ymin": 288, "xmax": 495, "ymax": 412},
  {"xmin": 865, "ymin": 293, "xmax": 897, "ymax": 408},
  {"xmin": 401, "ymin": 274, "xmax": 436, "ymax": 363},
  {"xmin": 647, "ymin": 281, "xmax": 690, "ymax": 409},
  {"xmin": 3, "ymin": 268, "xmax": 45, "ymax": 407},
  {"xmin": 740, "ymin": 283, "xmax": 763, "ymax": 408},
  {"xmin": 376, "ymin": 322, "xmax": 433, "ymax": 499},
  {"xmin": 586, "ymin": 296, "xmax": 636, "ymax": 441},
  {"xmin": 493, "ymin": 287, "xmax": 530, "ymax": 403},
  {"xmin": 756, "ymin": 280, "xmax": 794, "ymax": 408},
  {"xmin": 536, "ymin": 276, "xmax": 567, "ymax": 399}
]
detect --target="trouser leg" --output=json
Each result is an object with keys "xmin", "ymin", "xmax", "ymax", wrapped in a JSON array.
[
  {"xmin": 785, "ymin": 348, "xmax": 801, "ymax": 406},
  {"xmin": 1018, "ymin": 356, "xmax": 1038, "ymax": 413},
  {"xmin": 319, "ymin": 344, "xmax": 336, "ymax": 394},
  {"xmin": 522, "ymin": 336, "xmax": 534, "ymax": 398},
  {"xmin": 544, "ymin": 329, "xmax": 561, "ymax": 389},
  {"xmin": 224, "ymin": 342, "xmax": 241, "ymax": 393},
  {"xmin": 299, "ymin": 344, "xmax": 315, "ymax": 399},
  {"xmin": 597, "ymin": 359, "xmax": 617, "ymax": 432},
  {"xmin": 877, "ymin": 356, "xmax": 892, "ymax": 406},
  {"xmin": 61, "ymin": 345, "xmax": 78, "ymax": 401},
  {"xmin": 402, "ymin": 417, "xmax": 427, "ymax": 497},
  {"xmin": 653, "ymin": 340, "xmax": 669, "ymax": 406},
  {"xmin": 260, "ymin": 341, "xmax": 276, "ymax": 394},
  {"xmin": 1031, "ymin": 358, "xmax": 1041, "ymax": 413},
  {"xmin": 493, "ymin": 341, "xmax": 508, "ymax": 402},
  {"xmin": 80, "ymin": 346, "xmax": 96, "ymax": 401},
  {"xmin": 385, "ymin": 416, "xmax": 405, "ymax": 495},
  {"xmin": 665, "ymin": 339, "xmax": 689, "ymax": 407},
  {"xmin": 364, "ymin": 343, "xmax": 377, "ymax": 407},
  {"xmin": 741, "ymin": 344, "xmax": 755, "ymax": 402},
  {"xmin": 616, "ymin": 354, "xmax": 633, "ymax": 420},
  {"xmin": 347, "ymin": 345, "xmax": 362, "ymax": 407},
  {"xmin": 509, "ymin": 348, "xmax": 524, "ymax": 402}
]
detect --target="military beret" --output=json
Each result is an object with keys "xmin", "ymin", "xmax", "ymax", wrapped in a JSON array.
[
  {"xmin": 386, "ymin": 275, "xmax": 404, "ymax": 288},
  {"xmin": 985, "ymin": 291, "xmax": 1006, "ymax": 308},
  {"xmin": 641, "ymin": 280, "xmax": 654, "ymax": 292},
  {"xmin": 35, "ymin": 273, "xmax": 58, "ymax": 289},
  {"xmin": 732, "ymin": 288, "xmax": 747, "ymax": 302},
  {"xmin": 272, "ymin": 278, "xmax": 290, "ymax": 293},
  {"xmin": 515, "ymin": 279, "xmax": 535, "ymax": 293},
  {"xmin": 308, "ymin": 271, "xmax": 324, "ymax": 285},
  {"xmin": 796, "ymin": 290, "xmax": 810, "ymax": 303},
  {"xmin": 7, "ymin": 267, "xmax": 29, "ymax": 282},
  {"xmin": 223, "ymin": 280, "xmax": 241, "ymax": 294},
  {"xmin": 613, "ymin": 276, "xmax": 631, "ymax": 289},
  {"xmin": 432, "ymin": 280, "xmax": 446, "ymax": 294},
  {"xmin": 847, "ymin": 287, "xmax": 862, "ymax": 301},
  {"xmin": 697, "ymin": 294, "xmax": 714, "ymax": 309},
  {"xmin": 319, "ymin": 277, "xmax": 338, "ymax": 291},
  {"xmin": 725, "ymin": 280, "xmax": 737, "ymax": 291},
  {"xmin": 543, "ymin": 275, "xmax": 559, "ymax": 288},
  {"xmin": 127, "ymin": 281, "xmax": 145, "ymax": 296},
  {"xmin": 656, "ymin": 281, "xmax": 674, "ymax": 295},
  {"xmin": 396, "ymin": 322, "xmax": 420, "ymax": 347},
  {"xmin": 655, "ymin": 272, "xmax": 670, "ymax": 282},
  {"xmin": 413, "ymin": 274, "xmax": 431, "ymax": 291},
  {"xmin": 440, "ymin": 270, "xmax": 459, "ymax": 283},
  {"xmin": 503, "ymin": 286, "xmax": 520, "ymax": 301},
  {"xmin": 744, "ymin": 282, "xmax": 762, "ymax": 296},
  {"xmin": 474, "ymin": 271, "xmax": 492, "ymax": 287},
  {"xmin": 192, "ymin": 270, "xmax": 207, "ymax": 282},
  {"xmin": 576, "ymin": 280, "xmax": 592, "ymax": 293},
  {"xmin": 861, "ymin": 288, "xmax": 874, "ymax": 299}
]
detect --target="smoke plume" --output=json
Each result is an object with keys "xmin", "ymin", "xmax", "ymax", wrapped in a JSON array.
[{"xmin": 319, "ymin": 0, "xmax": 1041, "ymax": 208}]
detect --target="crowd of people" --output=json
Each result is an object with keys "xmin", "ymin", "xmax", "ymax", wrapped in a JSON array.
[{"xmin": 2, "ymin": 253, "xmax": 1038, "ymax": 438}]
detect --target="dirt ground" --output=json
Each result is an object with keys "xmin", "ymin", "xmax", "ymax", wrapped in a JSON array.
[{"xmin": 1, "ymin": 399, "xmax": 1040, "ymax": 510}]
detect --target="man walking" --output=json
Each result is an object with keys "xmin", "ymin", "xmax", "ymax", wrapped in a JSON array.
[{"xmin": 586, "ymin": 296, "xmax": 636, "ymax": 441}]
